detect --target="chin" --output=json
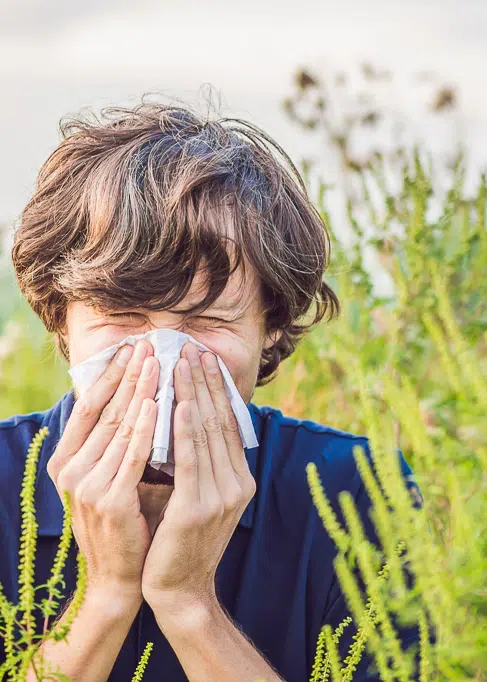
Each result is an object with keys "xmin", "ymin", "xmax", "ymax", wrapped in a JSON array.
[{"xmin": 140, "ymin": 464, "xmax": 175, "ymax": 486}]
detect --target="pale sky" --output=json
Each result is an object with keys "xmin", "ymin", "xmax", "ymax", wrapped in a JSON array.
[{"xmin": 1, "ymin": 0, "xmax": 486, "ymax": 225}]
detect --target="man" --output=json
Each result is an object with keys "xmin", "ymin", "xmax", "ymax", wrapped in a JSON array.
[{"xmin": 0, "ymin": 101, "xmax": 424, "ymax": 681}]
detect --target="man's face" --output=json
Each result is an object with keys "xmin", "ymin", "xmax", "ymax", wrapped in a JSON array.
[{"xmin": 63, "ymin": 261, "xmax": 278, "ymax": 485}]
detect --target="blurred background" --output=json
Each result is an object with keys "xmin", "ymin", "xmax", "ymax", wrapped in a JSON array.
[
  {"xmin": 1, "ymin": 0, "xmax": 486, "ymax": 425},
  {"xmin": 2, "ymin": 0, "xmax": 487, "ymax": 227}
]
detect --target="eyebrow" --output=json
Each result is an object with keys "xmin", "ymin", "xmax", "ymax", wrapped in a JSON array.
[
  {"xmin": 106, "ymin": 301, "xmax": 242, "ymax": 316},
  {"xmin": 172, "ymin": 298, "xmax": 242, "ymax": 314},
  {"xmin": 206, "ymin": 301, "xmax": 239, "ymax": 312}
]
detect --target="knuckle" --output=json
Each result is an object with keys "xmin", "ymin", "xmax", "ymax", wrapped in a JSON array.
[
  {"xmin": 203, "ymin": 414, "xmax": 222, "ymax": 434},
  {"xmin": 56, "ymin": 471, "xmax": 67, "ymax": 491},
  {"xmin": 94, "ymin": 496, "xmax": 108, "ymax": 515},
  {"xmin": 242, "ymin": 474, "xmax": 257, "ymax": 501},
  {"xmin": 99, "ymin": 402, "xmax": 124, "ymax": 428},
  {"xmin": 57, "ymin": 469, "xmax": 76, "ymax": 493},
  {"xmin": 75, "ymin": 483, "xmax": 97, "ymax": 508},
  {"xmin": 184, "ymin": 515, "xmax": 199, "ymax": 530},
  {"xmin": 134, "ymin": 419, "xmax": 150, "ymax": 438},
  {"xmin": 117, "ymin": 420, "xmax": 134, "ymax": 441},
  {"xmin": 179, "ymin": 507, "xmax": 200, "ymax": 529},
  {"xmin": 134, "ymin": 384, "xmax": 151, "ymax": 400},
  {"xmin": 222, "ymin": 486, "xmax": 243, "ymax": 511},
  {"xmin": 124, "ymin": 369, "xmax": 140, "ymax": 386},
  {"xmin": 125, "ymin": 448, "xmax": 144, "ymax": 468},
  {"xmin": 103, "ymin": 368, "xmax": 120, "ymax": 385},
  {"xmin": 46, "ymin": 457, "xmax": 58, "ymax": 481},
  {"xmin": 192, "ymin": 373, "xmax": 206, "ymax": 386},
  {"xmin": 222, "ymin": 409, "xmax": 239, "ymax": 433},
  {"xmin": 180, "ymin": 451, "xmax": 198, "ymax": 474},
  {"xmin": 205, "ymin": 500, "xmax": 224, "ymax": 520},
  {"xmin": 192, "ymin": 427, "xmax": 208, "ymax": 448},
  {"xmin": 73, "ymin": 396, "xmax": 95, "ymax": 420}
]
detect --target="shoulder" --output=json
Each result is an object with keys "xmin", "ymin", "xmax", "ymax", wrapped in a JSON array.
[
  {"xmin": 250, "ymin": 403, "xmax": 422, "ymax": 529},
  {"xmin": 0, "ymin": 409, "xmax": 48, "ymax": 431},
  {"xmin": 0, "ymin": 407, "xmax": 49, "ymax": 449},
  {"xmin": 0, "ymin": 407, "xmax": 52, "ymax": 489},
  {"xmin": 251, "ymin": 402, "xmax": 373, "ymax": 491}
]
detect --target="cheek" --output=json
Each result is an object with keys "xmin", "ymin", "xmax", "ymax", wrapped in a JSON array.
[
  {"xmin": 202, "ymin": 336, "xmax": 255, "ymax": 380},
  {"xmin": 68, "ymin": 326, "xmax": 143, "ymax": 366}
]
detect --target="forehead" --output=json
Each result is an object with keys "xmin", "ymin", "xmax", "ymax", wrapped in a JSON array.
[
  {"xmin": 177, "ymin": 254, "xmax": 261, "ymax": 314},
  {"xmin": 174, "ymin": 205, "xmax": 262, "ymax": 314}
]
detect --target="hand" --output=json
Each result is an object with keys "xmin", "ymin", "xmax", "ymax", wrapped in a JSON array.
[
  {"xmin": 141, "ymin": 342, "xmax": 257, "ymax": 619},
  {"xmin": 47, "ymin": 339, "xmax": 160, "ymax": 603}
]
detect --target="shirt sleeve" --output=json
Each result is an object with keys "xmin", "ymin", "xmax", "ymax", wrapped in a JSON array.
[{"xmin": 315, "ymin": 447, "xmax": 431, "ymax": 681}]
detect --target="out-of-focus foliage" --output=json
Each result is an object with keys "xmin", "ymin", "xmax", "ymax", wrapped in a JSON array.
[
  {"xmin": 0, "ymin": 238, "xmax": 70, "ymax": 417},
  {"xmin": 305, "ymin": 251, "xmax": 486, "ymax": 679},
  {"xmin": 261, "ymin": 67, "xmax": 487, "ymax": 680},
  {"xmin": 256, "ymin": 152, "xmax": 486, "ymax": 463},
  {"xmin": 0, "ymin": 304, "xmax": 71, "ymax": 420}
]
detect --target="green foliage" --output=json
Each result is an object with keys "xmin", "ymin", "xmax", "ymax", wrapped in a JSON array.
[
  {"xmin": 0, "ymin": 309, "xmax": 70, "ymax": 420},
  {"xmin": 258, "ymin": 153, "xmax": 486, "ymax": 679},
  {"xmin": 131, "ymin": 642, "xmax": 154, "ymax": 682},
  {"xmin": 305, "ymin": 277, "xmax": 486, "ymax": 679},
  {"xmin": 0, "ymin": 427, "xmax": 154, "ymax": 681}
]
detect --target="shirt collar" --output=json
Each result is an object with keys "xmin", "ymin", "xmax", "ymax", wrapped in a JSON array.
[{"xmin": 35, "ymin": 390, "xmax": 260, "ymax": 535}]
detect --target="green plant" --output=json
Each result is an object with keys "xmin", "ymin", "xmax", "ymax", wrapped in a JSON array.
[
  {"xmin": 0, "ymin": 427, "xmax": 154, "ymax": 681},
  {"xmin": 305, "ymin": 266, "xmax": 486, "ymax": 678}
]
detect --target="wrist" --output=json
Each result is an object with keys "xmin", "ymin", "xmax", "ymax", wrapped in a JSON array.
[
  {"xmin": 84, "ymin": 583, "xmax": 143, "ymax": 618},
  {"xmin": 147, "ymin": 590, "xmax": 223, "ymax": 635}
]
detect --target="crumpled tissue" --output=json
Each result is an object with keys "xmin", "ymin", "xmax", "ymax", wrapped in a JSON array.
[{"xmin": 68, "ymin": 328, "xmax": 259, "ymax": 477}]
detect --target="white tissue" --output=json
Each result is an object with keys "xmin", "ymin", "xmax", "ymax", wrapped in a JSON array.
[{"xmin": 68, "ymin": 328, "xmax": 259, "ymax": 476}]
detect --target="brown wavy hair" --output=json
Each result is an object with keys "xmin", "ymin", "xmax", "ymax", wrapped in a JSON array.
[{"xmin": 11, "ymin": 98, "xmax": 340, "ymax": 387}]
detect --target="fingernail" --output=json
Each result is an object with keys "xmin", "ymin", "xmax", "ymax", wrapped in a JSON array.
[
  {"xmin": 179, "ymin": 360, "xmax": 193, "ymax": 382},
  {"xmin": 141, "ymin": 358, "xmax": 153, "ymax": 379},
  {"xmin": 184, "ymin": 343, "xmax": 201, "ymax": 367},
  {"xmin": 134, "ymin": 341, "xmax": 149, "ymax": 362},
  {"xmin": 117, "ymin": 345, "xmax": 133, "ymax": 367},
  {"xmin": 203, "ymin": 353, "xmax": 218, "ymax": 373}
]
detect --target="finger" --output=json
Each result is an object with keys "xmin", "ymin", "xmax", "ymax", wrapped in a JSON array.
[
  {"xmin": 48, "ymin": 343, "xmax": 135, "ymax": 481},
  {"xmin": 199, "ymin": 350, "xmax": 248, "ymax": 478},
  {"xmin": 174, "ymin": 354, "xmax": 218, "ymax": 501},
  {"xmin": 110, "ymin": 398, "xmax": 158, "ymax": 495},
  {"xmin": 172, "ymin": 401, "xmax": 200, "ymax": 502},
  {"xmin": 179, "ymin": 344, "xmax": 238, "ymax": 494},
  {"xmin": 80, "ymin": 355, "xmax": 160, "ymax": 492},
  {"xmin": 53, "ymin": 339, "xmax": 153, "ymax": 487},
  {"xmin": 71, "ymin": 340, "xmax": 154, "ymax": 470}
]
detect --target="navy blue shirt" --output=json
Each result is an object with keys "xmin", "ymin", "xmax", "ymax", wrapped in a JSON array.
[{"xmin": 0, "ymin": 390, "xmax": 424, "ymax": 681}]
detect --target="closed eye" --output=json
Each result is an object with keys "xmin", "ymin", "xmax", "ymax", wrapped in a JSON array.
[
  {"xmin": 107, "ymin": 312, "xmax": 145, "ymax": 319},
  {"xmin": 195, "ymin": 316, "xmax": 227, "ymax": 324},
  {"xmin": 106, "ymin": 313, "xmax": 227, "ymax": 324}
]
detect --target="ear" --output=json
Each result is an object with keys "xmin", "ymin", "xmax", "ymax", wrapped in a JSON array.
[{"xmin": 262, "ymin": 329, "xmax": 283, "ymax": 351}]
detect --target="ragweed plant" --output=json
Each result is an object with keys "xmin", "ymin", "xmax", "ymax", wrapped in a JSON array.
[
  {"xmin": 304, "ymin": 257, "xmax": 486, "ymax": 679},
  {"xmin": 0, "ymin": 428, "xmax": 154, "ymax": 682},
  {"xmin": 131, "ymin": 642, "xmax": 154, "ymax": 682}
]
